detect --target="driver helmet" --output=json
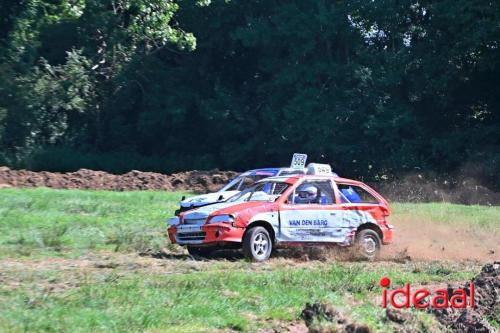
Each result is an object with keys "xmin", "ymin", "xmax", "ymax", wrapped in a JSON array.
[{"xmin": 297, "ymin": 184, "xmax": 318, "ymax": 201}]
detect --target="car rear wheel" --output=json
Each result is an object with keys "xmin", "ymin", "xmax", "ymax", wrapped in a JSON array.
[
  {"xmin": 187, "ymin": 246, "xmax": 214, "ymax": 258},
  {"xmin": 354, "ymin": 229, "xmax": 381, "ymax": 261},
  {"xmin": 243, "ymin": 226, "xmax": 272, "ymax": 261}
]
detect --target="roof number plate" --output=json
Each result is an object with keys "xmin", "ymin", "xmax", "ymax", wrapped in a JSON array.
[
  {"xmin": 307, "ymin": 163, "xmax": 333, "ymax": 175},
  {"xmin": 290, "ymin": 153, "xmax": 308, "ymax": 169}
]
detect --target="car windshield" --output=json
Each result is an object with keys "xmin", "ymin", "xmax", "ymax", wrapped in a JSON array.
[
  {"xmin": 228, "ymin": 181, "xmax": 290, "ymax": 202},
  {"xmin": 220, "ymin": 174, "xmax": 272, "ymax": 192}
]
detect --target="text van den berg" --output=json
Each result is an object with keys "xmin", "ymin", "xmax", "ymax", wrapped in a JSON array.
[{"xmin": 288, "ymin": 219, "xmax": 328, "ymax": 227}]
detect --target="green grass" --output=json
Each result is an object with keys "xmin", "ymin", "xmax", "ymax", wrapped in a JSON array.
[
  {"xmin": 0, "ymin": 260, "xmax": 475, "ymax": 333},
  {"xmin": 0, "ymin": 188, "xmax": 187, "ymax": 257},
  {"xmin": 0, "ymin": 188, "xmax": 498, "ymax": 258},
  {"xmin": 391, "ymin": 202, "xmax": 500, "ymax": 229},
  {"xmin": 0, "ymin": 188, "xmax": 497, "ymax": 332}
]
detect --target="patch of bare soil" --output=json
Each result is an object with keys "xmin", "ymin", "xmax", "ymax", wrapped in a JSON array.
[
  {"xmin": 382, "ymin": 218, "xmax": 500, "ymax": 262},
  {"xmin": 0, "ymin": 166, "xmax": 237, "ymax": 192},
  {"xmin": 301, "ymin": 302, "xmax": 373, "ymax": 333},
  {"xmin": 430, "ymin": 262, "xmax": 500, "ymax": 333}
]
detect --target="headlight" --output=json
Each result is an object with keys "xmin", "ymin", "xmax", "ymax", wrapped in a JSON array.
[
  {"xmin": 208, "ymin": 215, "xmax": 234, "ymax": 224},
  {"xmin": 167, "ymin": 216, "xmax": 180, "ymax": 226}
]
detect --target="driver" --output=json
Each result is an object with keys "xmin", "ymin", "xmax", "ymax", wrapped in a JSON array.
[{"xmin": 295, "ymin": 184, "xmax": 320, "ymax": 204}]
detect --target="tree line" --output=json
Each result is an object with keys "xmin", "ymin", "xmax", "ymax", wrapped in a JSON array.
[{"xmin": 0, "ymin": 0, "xmax": 499, "ymax": 186}]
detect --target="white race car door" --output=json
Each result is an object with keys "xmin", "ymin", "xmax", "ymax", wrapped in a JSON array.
[{"xmin": 278, "ymin": 179, "xmax": 346, "ymax": 243}]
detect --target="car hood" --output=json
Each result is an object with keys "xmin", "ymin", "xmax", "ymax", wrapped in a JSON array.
[
  {"xmin": 182, "ymin": 201, "xmax": 268, "ymax": 220},
  {"xmin": 180, "ymin": 191, "xmax": 240, "ymax": 208}
]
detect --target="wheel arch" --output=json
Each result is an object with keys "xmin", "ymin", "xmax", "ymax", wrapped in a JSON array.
[
  {"xmin": 356, "ymin": 223, "xmax": 383, "ymax": 241},
  {"xmin": 245, "ymin": 221, "xmax": 276, "ymax": 243}
]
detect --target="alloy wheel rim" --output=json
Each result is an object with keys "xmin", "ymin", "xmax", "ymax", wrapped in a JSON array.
[
  {"xmin": 362, "ymin": 236, "xmax": 377, "ymax": 254},
  {"xmin": 252, "ymin": 232, "xmax": 269, "ymax": 258}
]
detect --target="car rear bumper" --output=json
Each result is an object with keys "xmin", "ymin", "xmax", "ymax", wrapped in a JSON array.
[
  {"xmin": 168, "ymin": 223, "xmax": 245, "ymax": 245},
  {"xmin": 381, "ymin": 224, "xmax": 394, "ymax": 244}
]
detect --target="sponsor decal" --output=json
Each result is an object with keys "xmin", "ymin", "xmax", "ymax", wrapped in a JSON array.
[
  {"xmin": 288, "ymin": 219, "xmax": 328, "ymax": 227},
  {"xmin": 380, "ymin": 277, "xmax": 475, "ymax": 309},
  {"xmin": 255, "ymin": 172, "xmax": 275, "ymax": 176}
]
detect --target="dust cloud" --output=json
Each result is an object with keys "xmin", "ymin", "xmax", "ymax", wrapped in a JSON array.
[{"xmin": 382, "ymin": 218, "xmax": 499, "ymax": 262}]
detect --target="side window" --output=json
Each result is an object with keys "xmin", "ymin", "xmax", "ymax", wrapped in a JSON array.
[
  {"xmin": 288, "ymin": 180, "xmax": 335, "ymax": 205},
  {"xmin": 337, "ymin": 184, "xmax": 379, "ymax": 204},
  {"xmin": 225, "ymin": 177, "xmax": 243, "ymax": 191},
  {"xmin": 240, "ymin": 176, "xmax": 255, "ymax": 190}
]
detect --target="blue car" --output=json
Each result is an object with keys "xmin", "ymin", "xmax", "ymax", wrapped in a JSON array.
[{"xmin": 176, "ymin": 164, "xmax": 338, "ymax": 214}]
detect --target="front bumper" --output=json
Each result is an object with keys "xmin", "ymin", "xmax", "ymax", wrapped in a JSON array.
[{"xmin": 168, "ymin": 223, "xmax": 245, "ymax": 245}]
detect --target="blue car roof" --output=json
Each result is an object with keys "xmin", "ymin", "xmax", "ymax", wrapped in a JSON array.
[{"xmin": 246, "ymin": 167, "xmax": 291, "ymax": 176}]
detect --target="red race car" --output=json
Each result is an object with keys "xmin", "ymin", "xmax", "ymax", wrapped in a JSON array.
[{"xmin": 167, "ymin": 174, "xmax": 393, "ymax": 261}]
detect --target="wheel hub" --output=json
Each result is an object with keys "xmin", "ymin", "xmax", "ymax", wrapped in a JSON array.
[
  {"xmin": 252, "ymin": 233, "xmax": 269, "ymax": 257},
  {"xmin": 363, "ymin": 236, "xmax": 376, "ymax": 254}
]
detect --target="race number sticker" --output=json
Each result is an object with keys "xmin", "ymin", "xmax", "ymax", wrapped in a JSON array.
[
  {"xmin": 290, "ymin": 153, "xmax": 308, "ymax": 169},
  {"xmin": 307, "ymin": 163, "xmax": 332, "ymax": 175}
]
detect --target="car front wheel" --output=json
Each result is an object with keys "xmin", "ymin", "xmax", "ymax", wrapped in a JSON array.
[
  {"xmin": 243, "ymin": 226, "xmax": 272, "ymax": 261},
  {"xmin": 354, "ymin": 229, "xmax": 381, "ymax": 261}
]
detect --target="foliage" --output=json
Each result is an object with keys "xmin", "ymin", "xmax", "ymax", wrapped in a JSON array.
[
  {"xmin": 2, "ymin": 50, "xmax": 94, "ymax": 157},
  {"xmin": 0, "ymin": 0, "xmax": 498, "ymax": 186}
]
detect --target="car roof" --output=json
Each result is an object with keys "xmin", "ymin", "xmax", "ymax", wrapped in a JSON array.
[
  {"xmin": 243, "ymin": 168, "xmax": 280, "ymax": 176},
  {"xmin": 259, "ymin": 174, "xmax": 362, "ymax": 184},
  {"xmin": 256, "ymin": 175, "xmax": 291, "ymax": 182},
  {"xmin": 244, "ymin": 167, "xmax": 301, "ymax": 175}
]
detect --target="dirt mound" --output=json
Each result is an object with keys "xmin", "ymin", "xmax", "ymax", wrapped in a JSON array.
[
  {"xmin": 0, "ymin": 166, "xmax": 237, "ymax": 192},
  {"xmin": 300, "ymin": 302, "xmax": 439, "ymax": 333},
  {"xmin": 301, "ymin": 302, "xmax": 372, "ymax": 333},
  {"xmin": 431, "ymin": 262, "xmax": 499, "ymax": 333},
  {"xmin": 1, "ymin": 166, "xmax": 499, "ymax": 204}
]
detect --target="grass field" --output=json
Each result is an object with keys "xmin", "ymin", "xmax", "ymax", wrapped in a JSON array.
[{"xmin": 0, "ymin": 188, "xmax": 498, "ymax": 332}]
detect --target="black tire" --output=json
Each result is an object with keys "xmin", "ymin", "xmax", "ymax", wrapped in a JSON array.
[
  {"xmin": 187, "ymin": 246, "xmax": 213, "ymax": 257},
  {"xmin": 354, "ymin": 229, "xmax": 381, "ymax": 261},
  {"xmin": 243, "ymin": 226, "xmax": 272, "ymax": 261}
]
